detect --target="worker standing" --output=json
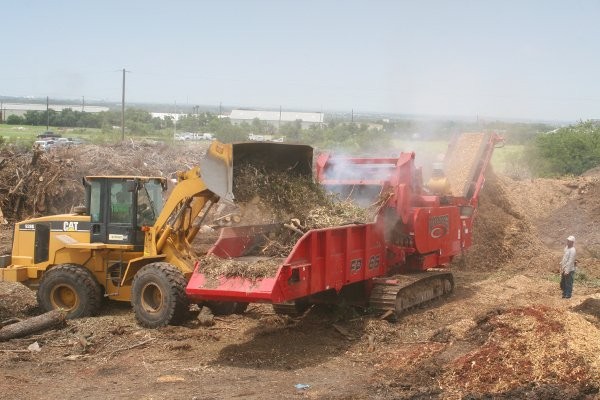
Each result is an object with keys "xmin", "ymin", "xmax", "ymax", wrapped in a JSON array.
[{"xmin": 559, "ymin": 235, "xmax": 577, "ymax": 299}]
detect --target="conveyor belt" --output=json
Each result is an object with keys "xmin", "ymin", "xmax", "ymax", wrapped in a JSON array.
[{"xmin": 444, "ymin": 133, "xmax": 489, "ymax": 197}]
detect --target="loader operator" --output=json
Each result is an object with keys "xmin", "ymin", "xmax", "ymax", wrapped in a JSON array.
[
  {"xmin": 426, "ymin": 163, "xmax": 452, "ymax": 196},
  {"xmin": 111, "ymin": 188, "xmax": 132, "ymax": 223}
]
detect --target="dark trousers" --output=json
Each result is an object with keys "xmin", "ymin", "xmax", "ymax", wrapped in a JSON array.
[{"xmin": 560, "ymin": 271, "xmax": 574, "ymax": 298}]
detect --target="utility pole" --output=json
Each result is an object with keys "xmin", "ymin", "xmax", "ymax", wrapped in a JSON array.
[
  {"xmin": 82, "ymin": 96, "xmax": 85, "ymax": 112},
  {"xmin": 219, "ymin": 102, "xmax": 222, "ymax": 117},
  {"xmin": 351, "ymin": 108, "xmax": 354, "ymax": 123},
  {"xmin": 278, "ymin": 105, "xmax": 282, "ymax": 131},
  {"xmin": 121, "ymin": 68, "xmax": 126, "ymax": 141},
  {"xmin": 46, "ymin": 96, "xmax": 50, "ymax": 131}
]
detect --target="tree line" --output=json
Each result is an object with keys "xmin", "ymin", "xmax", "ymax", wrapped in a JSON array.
[{"xmin": 6, "ymin": 107, "xmax": 599, "ymax": 176}]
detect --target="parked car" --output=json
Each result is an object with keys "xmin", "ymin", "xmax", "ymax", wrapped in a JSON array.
[
  {"xmin": 33, "ymin": 140, "xmax": 54, "ymax": 151},
  {"xmin": 53, "ymin": 137, "xmax": 85, "ymax": 146}
]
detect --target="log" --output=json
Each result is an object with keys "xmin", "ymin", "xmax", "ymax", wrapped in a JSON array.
[{"xmin": 0, "ymin": 310, "xmax": 66, "ymax": 342}]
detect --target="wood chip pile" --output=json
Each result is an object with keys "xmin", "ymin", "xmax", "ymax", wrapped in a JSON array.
[
  {"xmin": 453, "ymin": 168, "xmax": 554, "ymax": 271},
  {"xmin": 441, "ymin": 305, "xmax": 600, "ymax": 396}
]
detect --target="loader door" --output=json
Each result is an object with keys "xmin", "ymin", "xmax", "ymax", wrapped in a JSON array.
[
  {"xmin": 107, "ymin": 180, "xmax": 137, "ymax": 246},
  {"xmin": 87, "ymin": 178, "xmax": 144, "ymax": 249}
]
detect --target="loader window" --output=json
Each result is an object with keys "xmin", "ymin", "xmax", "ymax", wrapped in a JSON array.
[
  {"xmin": 89, "ymin": 180, "xmax": 102, "ymax": 223},
  {"xmin": 110, "ymin": 183, "xmax": 133, "ymax": 224},
  {"xmin": 137, "ymin": 180, "xmax": 163, "ymax": 226}
]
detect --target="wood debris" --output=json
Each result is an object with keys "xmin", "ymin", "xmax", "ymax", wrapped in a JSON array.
[
  {"xmin": 0, "ymin": 309, "xmax": 66, "ymax": 342},
  {"xmin": 199, "ymin": 254, "xmax": 283, "ymax": 280}
]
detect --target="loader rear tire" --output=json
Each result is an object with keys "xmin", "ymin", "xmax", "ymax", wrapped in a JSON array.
[
  {"xmin": 131, "ymin": 262, "xmax": 189, "ymax": 328},
  {"xmin": 37, "ymin": 264, "xmax": 103, "ymax": 319}
]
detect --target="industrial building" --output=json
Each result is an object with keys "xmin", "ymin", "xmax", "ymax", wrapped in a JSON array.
[
  {"xmin": 228, "ymin": 109, "xmax": 324, "ymax": 129},
  {"xmin": 0, "ymin": 103, "xmax": 109, "ymax": 121}
]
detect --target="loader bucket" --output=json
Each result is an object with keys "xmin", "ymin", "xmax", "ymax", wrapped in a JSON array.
[
  {"xmin": 200, "ymin": 141, "xmax": 235, "ymax": 202},
  {"xmin": 200, "ymin": 141, "xmax": 313, "ymax": 202}
]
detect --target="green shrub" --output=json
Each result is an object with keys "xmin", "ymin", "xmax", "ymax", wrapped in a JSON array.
[{"xmin": 526, "ymin": 121, "xmax": 600, "ymax": 177}]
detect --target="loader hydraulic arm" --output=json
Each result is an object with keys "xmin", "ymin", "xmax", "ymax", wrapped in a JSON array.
[{"xmin": 147, "ymin": 166, "xmax": 219, "ymax": 256}]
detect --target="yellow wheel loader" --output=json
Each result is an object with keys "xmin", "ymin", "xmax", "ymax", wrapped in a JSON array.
[{"xmin": 0, "ymin": 141, "xmax": 313, "ymax": 327}]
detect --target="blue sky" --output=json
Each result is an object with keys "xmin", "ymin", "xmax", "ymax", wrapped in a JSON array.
[{"xmin": 1, "ymin": 0, "xmax": 599, "ymax": 121}]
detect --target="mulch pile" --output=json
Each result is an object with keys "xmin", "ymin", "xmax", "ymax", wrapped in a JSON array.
[{"xmin": 372, "ymin": 304, "xmax": 600, "ymax": 398}]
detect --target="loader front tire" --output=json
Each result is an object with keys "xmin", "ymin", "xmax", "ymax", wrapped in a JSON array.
[
  {"xmin": 131, "ymin": 262, "xmax": 189, "ymax": 328},
  {"xmin": 37, "ymin": 264, "xmax": 103, "ymax": 319}
]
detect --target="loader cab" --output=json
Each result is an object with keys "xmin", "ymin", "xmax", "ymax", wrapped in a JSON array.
[{"xmin": 84, "ymin": 176, "xmax": 167, "ymax": 249}]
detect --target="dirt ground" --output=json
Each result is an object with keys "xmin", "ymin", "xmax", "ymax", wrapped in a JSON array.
[{"xmin": 1, "ymin": 145, "xmax": 600, "ymax": 399}]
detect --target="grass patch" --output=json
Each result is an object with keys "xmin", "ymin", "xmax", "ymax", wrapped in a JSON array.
[{"xmin": 546, "ymin": 271, "xmax": 600, "ymax": 288}]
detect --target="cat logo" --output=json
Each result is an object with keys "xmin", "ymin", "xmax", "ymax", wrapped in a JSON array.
[{"xmin": 63, "ymin": 221, "xmax": 79, "ymax": 232}]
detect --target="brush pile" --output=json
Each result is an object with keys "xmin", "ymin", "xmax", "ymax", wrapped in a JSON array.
[
  {"xmin": 0, "ymin": 149, "xmax": 82, "ymax": 222},
  {"xmin": 0, "ymin": 142, "xmax": 207, "ymax": 223},
  {"xmin": 233, "ymin": 163, "xmax": 372, "ymax": 228}
]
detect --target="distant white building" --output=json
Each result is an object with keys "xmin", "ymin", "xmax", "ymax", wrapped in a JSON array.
[
  {"xmin": 0, "ymin": 103, "xmax": 109, "ymax": 119},
  {"xmin": 228, "ymin": 109, "xmax": 324, "ymax": 129}
]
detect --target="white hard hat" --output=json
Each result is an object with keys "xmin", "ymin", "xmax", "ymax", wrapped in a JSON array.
[{"xmin": 567, "ymin": 235, "xmax": 575, "ymax": 242}]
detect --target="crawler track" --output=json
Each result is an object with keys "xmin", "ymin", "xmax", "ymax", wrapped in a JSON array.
[{"xmin": 369, "ymin": 271, "xmax": 454, "ymax": 315}]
